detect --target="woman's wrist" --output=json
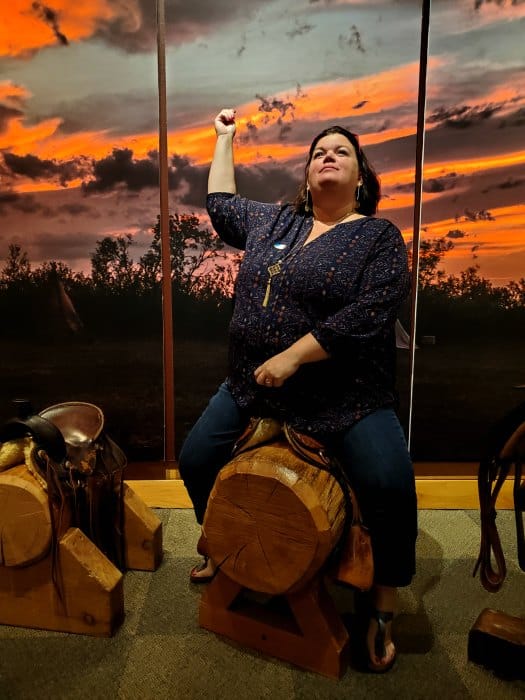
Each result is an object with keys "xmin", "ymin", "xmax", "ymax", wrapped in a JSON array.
[{"xmin": 285, "ymin": 333, "xmax": 329, "ymax": 366}]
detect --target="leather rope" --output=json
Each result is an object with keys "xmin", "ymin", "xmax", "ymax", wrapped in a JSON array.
[
  {"xmin": 473, "ymin": 456, "xmax": 510, "ymax": 592},
  {"xmin": 474, "ymin": 418, "xmax": 525, "ymax": 592}
]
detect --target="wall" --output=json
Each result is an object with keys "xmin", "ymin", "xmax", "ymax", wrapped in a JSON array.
[{"xmin": 0, "ymin": 1, "xmax": 524, "ymax": 466}]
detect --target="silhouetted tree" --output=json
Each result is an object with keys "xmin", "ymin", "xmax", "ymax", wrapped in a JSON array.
[
  {"xmin": 407, "ymin": 237, "xmax": 454, "ymax": 289},
  {"xmin": 0, "ymin": 243, "xmax": 31, "ymax": 288},
  {"xmin": 90, "ymin": 234, "xmax": 138, "ymax": 293},
  {"xmin": 141, "ymin": 213, "xmax": 241, "ymax": 299},
  {"xmin": 506, "ymin": 278, "xmax": 525, "ymax": 310}
]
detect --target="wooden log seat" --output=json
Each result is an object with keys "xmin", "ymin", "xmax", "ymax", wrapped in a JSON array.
[
  {"xmin": 199, "ymin": 418, "xmax": 360, "ymax": 678},
  {"xmin": 0, "ymin": 414, "xmax": 163, "ymax": 636},
  {"xmin": 203, "ymin": 440, "xmax": 345, "ymax": 595},
  {"xmin": 0, "ymin": 464, "xmax": 52, "ymax": 567}
]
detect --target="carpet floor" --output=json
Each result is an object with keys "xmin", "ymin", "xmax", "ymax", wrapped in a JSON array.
[{"xmin": 1, "ymin": 509, "xmax": 524, "ymax": 700}]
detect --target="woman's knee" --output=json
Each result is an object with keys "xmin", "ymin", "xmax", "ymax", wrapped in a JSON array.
[
  {"xmin": 340, "ymin": 408, "xmax": 414, "ymax": 492},
  {"xmin": 178, "ymin": 382, "xmax": 246, "ymax": 485}
]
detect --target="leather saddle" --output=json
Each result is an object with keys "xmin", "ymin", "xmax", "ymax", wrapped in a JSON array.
[
  {"xmin": 232, "ymin": 416, "xmax": 331, "ymax": 469},
  {"xmin": 0, "ymin": 399, "xmax": 127, "ymax": 568}
]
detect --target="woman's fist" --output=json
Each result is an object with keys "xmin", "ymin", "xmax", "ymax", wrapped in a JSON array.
[{"xmin": 214, "ymin": 108, "xmax": 236, "ymax": 136}]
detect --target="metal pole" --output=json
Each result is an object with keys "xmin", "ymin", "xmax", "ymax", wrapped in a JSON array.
[
  {"xmin": 408, "ymin": 0, "xmax": 431, "ymax": 450},
  {"xmin": 156, "ymin": 0, "xmax": 176, "ymax": 466}
]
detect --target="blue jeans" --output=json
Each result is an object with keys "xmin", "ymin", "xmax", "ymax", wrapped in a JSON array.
[{"xmin": 179, "ymin": 381, "xmax": 417, "ymax": 587}]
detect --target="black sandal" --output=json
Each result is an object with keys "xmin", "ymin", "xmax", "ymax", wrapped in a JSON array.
[
  {"xmin": 367, "ymin": 609, "xmax": 397, "ymax": 673},
  {"xmin": 189, "ymin": 556, "xmax": 216, "ymax": 584}
]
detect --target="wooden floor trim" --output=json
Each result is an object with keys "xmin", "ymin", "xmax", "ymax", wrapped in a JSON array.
[
  {"xmin": 125, "ymin": 478, "xmax": 515, "ymax": 510},
  {"xmin": 128, "ymin": 462, "xmax": 486, "ymax": 480}
]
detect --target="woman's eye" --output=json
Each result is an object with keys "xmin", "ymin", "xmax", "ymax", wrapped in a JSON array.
[{"xmin": 313, "ymin": 151, "xmax": 323, "ymax": 158}]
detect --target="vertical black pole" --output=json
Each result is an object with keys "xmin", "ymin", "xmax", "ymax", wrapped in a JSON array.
[
  {"xmin": 157, "ymin": 0, "xmax": 176, "ymax": 466},
  {"xmin": 408, "ymin": 0, "xmax": 431, "ymax": 450}
]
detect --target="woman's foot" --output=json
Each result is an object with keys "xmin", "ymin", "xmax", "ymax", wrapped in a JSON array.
[
  {"xmin": 189, "ymin": 556, "xmax": 217, "ymax": 584},
  {"xmin": 367, "ymin": 609, "xmax": 396, "ymax": 673}
]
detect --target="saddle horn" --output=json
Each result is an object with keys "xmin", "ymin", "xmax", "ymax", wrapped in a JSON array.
[{"xmin": 0, "ymin": 399, "xmax": 67, "ymax": 464}]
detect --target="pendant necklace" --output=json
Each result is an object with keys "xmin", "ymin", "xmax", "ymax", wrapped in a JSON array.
[
  {"xmin": 262, "ymin": 249, "xmax": 300, "ymax": 308},
  {"xmin": 262, "ymin": 208, "xmax": 356, "ymax": 308}
]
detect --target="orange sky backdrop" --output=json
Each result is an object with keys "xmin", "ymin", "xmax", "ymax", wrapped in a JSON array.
[{"xmin": 1, "ymin": 0, "xmax": 524, "ymax": 284}]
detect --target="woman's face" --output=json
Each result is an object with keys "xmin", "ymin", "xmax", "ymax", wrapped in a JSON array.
[{"xmin": 307, "ymin": 133, "xmax": 361, "ymax": 199}]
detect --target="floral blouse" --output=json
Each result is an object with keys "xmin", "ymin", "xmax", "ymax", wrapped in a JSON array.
[{"xmin": 207, "ymin": 192, "xmax": 409, "ymax": 435}]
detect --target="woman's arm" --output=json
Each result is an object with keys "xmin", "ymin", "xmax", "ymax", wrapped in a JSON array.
[
  {"xmin": 254, "ymin": 333, "xmax": 329, "ymax": 388},
  {"xmin": 310, "ymin": 222, "xmax": 409, "ymax": 355},
  {"xmin": 208, "ymin": 108, "xmax": 237, "ymax": 194}
]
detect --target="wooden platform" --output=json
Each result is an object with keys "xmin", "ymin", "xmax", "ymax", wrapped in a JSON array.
[{"xmin": 126, "ymin": 465, "xmax": 516, "ymax": 510}]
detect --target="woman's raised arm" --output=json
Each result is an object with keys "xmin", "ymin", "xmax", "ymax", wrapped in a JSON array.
[{"xmin": 208, "ymin": 108, "xmax": 237, "ymax": 194}]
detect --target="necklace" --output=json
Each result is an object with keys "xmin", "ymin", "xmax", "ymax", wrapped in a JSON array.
[
  {"xmin": 313, "ymin": 207, "xmax": 357, "ymax": 226},
  {"xmin": 262, "ymin": 208, "xmax": 358, "ymax": 308},
  {"xmin": 263, "ymin": 248, "xmax": 300, "ymax": 308}
]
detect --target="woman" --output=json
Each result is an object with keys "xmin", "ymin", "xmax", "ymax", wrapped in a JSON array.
[{"xmin": 179, "ymin": 108, "xmax": 418, "ymax": 673}]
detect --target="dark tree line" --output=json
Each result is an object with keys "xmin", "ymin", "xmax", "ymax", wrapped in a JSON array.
[
  {"xmin": 1, "ymin": 220, "xmax": 524, "ymax": 342},
  {"xmin": 408, "ymin": 238, "xmax": 525, "ymax": 340},
  {"xmin": 0, "ymin": 214, "xmax": 241, "ymax": 340}
]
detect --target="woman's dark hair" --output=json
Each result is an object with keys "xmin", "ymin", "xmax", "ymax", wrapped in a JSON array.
[{"xmin": 293, "ymin": 125, "xmax": 380, "ymax": 216}]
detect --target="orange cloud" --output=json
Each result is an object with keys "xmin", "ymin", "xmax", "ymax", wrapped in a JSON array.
[
  {"xmin": 167, "ymin": 60, "xmax": 439, "ymax": 165},
  {"xmin": 402, "ymin": 203, "xmax": 525, "ymax": 283},
  {"xmin": 0, "ymin": 1, "xmax": 138, "ymax": 57},
  {"xmin": 0, "ymin": 81, "xmax": 31, "ymax": 104},
  {"xmin": 4, "ymin": 57, "xmax": 427, "ymax": 190},
  {"xmin": 414, "ymin": 204, "xmax": 525, "ymax": 248},
  {"xmin": 379, "ymin": 150, "xmax": 525, "ymax": 192},
  {"xmin": 0, "ymin": 115, "xmax": 63, "ymax": 152}
]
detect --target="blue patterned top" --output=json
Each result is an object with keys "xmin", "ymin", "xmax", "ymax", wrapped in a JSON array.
[{"xmin": 207, "ymin": 192, "xmax": 409, "ymax": 435}]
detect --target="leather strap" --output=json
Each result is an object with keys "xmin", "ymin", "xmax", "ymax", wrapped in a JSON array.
[
  {"xmin": 514, "ymin": 460, "xmax": 525, "ymax": 571},
  {"xmin": 473, "ymin": 456, "xmax": 509, "ymax": 592},
  {"xmin": 283, "ymin": 423, "xmax": 331, "ymax": 469}
]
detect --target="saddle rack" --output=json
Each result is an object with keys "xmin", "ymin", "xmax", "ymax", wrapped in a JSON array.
[{"xmin": 0, "ymin": 399, "xmax": 163, "ymax": 637}]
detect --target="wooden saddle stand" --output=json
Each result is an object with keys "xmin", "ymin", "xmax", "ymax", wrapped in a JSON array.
[
  {"xmin": 469, "ymin": 401, "xmax": 525, "ymax": 680},
  {"xmin": 0, "ymin": 399, "xmax": 163, "ymax": 637},
  {"xmin": 197, "ymin": 417, "xmax": 374, "ymax": 679}
]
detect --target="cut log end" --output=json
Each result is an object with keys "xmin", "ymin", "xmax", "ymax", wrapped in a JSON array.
[
  {"xmin": 204, "ymin": 446, "xmax": 345, "ymax": 595},
  {"xmin": 0, "ymin": 465, "xmax": 52, "ymax": 567}
]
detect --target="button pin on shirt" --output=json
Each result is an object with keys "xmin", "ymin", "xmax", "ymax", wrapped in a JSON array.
[{"xmin": 273, "ymin": 243, "xmax": 287, "ymax": 250}]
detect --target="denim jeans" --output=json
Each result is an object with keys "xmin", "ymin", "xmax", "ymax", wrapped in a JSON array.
[{"xmin": 179, "ymin": 381, "xmax": 417, "ymax": 587}]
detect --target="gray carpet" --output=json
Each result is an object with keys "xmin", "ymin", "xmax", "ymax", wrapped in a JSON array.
[{"xmin": 1, "ymin": 510, "xmax": 524, "ymax": 700}]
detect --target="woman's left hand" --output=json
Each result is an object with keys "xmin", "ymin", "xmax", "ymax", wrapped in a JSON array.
[{"xmin": 254, "ymin": 351, "xmax": 300, "ymax": 388}]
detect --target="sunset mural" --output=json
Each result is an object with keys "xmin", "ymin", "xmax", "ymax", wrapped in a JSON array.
[
  {"xmin": 1, "ymin": 0, "xmax": 524, "ymax": 282},
  {"xmin": 1, "ymin": 0, "xmax": 524, "ymax": 461}
]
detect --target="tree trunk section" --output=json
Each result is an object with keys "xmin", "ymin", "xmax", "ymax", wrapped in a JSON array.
[
  {"xmin": 203, "ymin": 443, "xmax": 345, "ymax": 595},
  {"xmin": 0, "ymin": 465, "xmax": 52, "ymax": 566}
]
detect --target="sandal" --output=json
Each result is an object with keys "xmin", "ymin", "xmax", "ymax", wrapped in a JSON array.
[
  {"xmin": 367, "ymin": 609, "xmax": 397, "ymax": 673},
  {"xmin": 189, "ymin": 556, "xmax": 217, "ymax": 584}
]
